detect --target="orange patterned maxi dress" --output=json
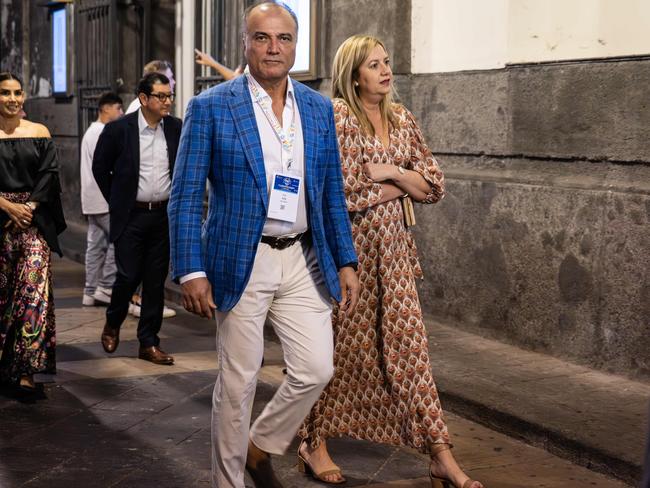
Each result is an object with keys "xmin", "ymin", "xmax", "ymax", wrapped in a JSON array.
[{"xmin": 299, "ymin": 99, "xmax": 447, "ymax": 453}]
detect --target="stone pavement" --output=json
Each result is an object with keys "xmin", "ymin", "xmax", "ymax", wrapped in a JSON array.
[
  {"xmin": 0, "ymin": 257, "xmax": 638, "ymax": 487},
  {"xmin": 426, "ymin": 323, "xmax": 650, "ymax": 485}
]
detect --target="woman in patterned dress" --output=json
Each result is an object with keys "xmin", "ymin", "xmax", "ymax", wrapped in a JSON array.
[
  {"xmin": 297, "ymin": 37, "xmax": 484, "ymax": 488},
  {"xmin": 0, "ymin": 72, "xmax": 66, "ymax": 394}
]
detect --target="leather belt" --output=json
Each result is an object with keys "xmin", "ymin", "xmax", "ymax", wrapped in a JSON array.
[
  {"xmin": 134, "ymin": 200, "xmax": 168, "ymax": 210},
  {"xmin": 261, "ymin": 232, "xmax": 308, "ymax": 250}
]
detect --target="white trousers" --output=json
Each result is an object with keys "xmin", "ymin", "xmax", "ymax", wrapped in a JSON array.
[{"xmin": 211, "ymin": 240, "xmax": 334, "ymax": 488}]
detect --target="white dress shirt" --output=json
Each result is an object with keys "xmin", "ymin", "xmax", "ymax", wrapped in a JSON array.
[
  {"xmin": 247, "ymin": 72, "xmax": 308, "ymax": 237},
  {"xmin": 80, "ymin": 121, "xmax": 108, "ymax": 215},
  {"xmin": 180, "ymin": 74, "xmax": 307, "ymax": 285},
  {"xmin": 137, "ymin": 109, "xmax": 171, "ymax": 203}
]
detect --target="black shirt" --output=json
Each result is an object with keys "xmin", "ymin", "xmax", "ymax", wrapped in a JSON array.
[{"xmin": 0, "ymin": 137, "xmax": 66, "ymax": 255}]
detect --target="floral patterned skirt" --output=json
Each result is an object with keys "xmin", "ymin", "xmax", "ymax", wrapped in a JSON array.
[{"xmin": 0, "ymin": 192, "xmax": 56, "ymax": 383}]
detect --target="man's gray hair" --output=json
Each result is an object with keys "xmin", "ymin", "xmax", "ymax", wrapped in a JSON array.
[{"xmin": 242, "ymin": 1, "xmax": 299, "ymax": 35}]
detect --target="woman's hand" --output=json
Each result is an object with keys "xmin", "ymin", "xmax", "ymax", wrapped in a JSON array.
[
  {"xmin": 362, "ymin": 163, "xmax": 398, "ymax": 182},
  {"xmin": 1, "ymin": 201, "xmax": 33, "ymax": 229}
]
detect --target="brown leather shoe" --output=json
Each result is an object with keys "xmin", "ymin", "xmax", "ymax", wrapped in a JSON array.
[
  {"xmin": 246, "ymin": 440, "xmax": 284, "ymax": 488},
  {"xmin": 101, "ymin": 323, "xmax": 120, "ymax": 353},
  {"xmin": 138, "ymin": 345, "xmax": 174, "ymax": 365}
]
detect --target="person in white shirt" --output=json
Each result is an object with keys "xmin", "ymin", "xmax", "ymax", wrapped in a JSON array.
[{"xmin": 80, "ymin": 92, "xmax": 123, "ymax": 306}]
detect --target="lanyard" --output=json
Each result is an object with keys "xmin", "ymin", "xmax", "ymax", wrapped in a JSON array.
[{"xmin": 247, "ymin": 74, "xmax": 297, "ymax": 171}]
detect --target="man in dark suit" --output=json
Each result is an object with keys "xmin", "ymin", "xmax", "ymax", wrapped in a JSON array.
[{"xmin": 93, "ymin": 72, "xmax": 182, "ymax": 365}]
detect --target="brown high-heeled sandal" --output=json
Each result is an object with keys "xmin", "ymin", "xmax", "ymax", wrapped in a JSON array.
[
  {"xmin": 18, "ymin": 374, "xmax": 36, "ymax": 392},
  {"xmin": 429, "ymin": 444, "xmax": 483, "ymax": 488},
  {"xmin": 297, "ymin": 440, "xmax": 346, "ymax": 485}
]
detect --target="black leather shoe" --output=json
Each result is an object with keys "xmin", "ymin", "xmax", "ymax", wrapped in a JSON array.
[
  {"xmin": 101, "ymin": 323, "xmax": 120, "ymax": 353},
  {"xmin": 138, "ymin": 345, "xmax": 174, "ymax": 365},
  {"xmin": 246, "ymin": 444, "xmax": 284, "ymax": 488}
]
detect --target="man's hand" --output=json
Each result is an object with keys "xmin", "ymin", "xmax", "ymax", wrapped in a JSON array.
[
  {"xmin": 338, "ymin": 266, "xmax": 360, "ymax": 314},
  {"xmin": 181, "ymin": 277, "xmax": 217, "ymax": 319},
  {"xmin": 363, "ymin": 163, "xmax": 398, "ymax": 182}
]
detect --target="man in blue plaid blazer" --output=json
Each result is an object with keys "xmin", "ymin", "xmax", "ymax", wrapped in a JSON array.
[{"xmin": 168, "ymin": 3, "xmax": 358, "ymax": 487}]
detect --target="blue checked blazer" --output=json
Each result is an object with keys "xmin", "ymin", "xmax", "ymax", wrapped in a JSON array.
[{"xmin": 168, "ymin": 75, "xmax": 357, "ymax": 312}]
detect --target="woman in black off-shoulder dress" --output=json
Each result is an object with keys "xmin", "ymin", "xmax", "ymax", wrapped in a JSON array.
[{"xmin": 0, "ymin": 72, "xmax": 66, "ymax": 393}]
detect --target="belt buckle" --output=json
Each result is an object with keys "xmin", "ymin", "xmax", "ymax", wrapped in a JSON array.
[{"xmin": 276, "ymin": 237, "xmax": 289, "ymax": 250}]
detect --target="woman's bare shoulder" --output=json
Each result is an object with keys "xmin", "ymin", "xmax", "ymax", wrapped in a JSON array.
[{"xmin": 21, "ymin": 120, "xmax": 51, "ymax": 138}]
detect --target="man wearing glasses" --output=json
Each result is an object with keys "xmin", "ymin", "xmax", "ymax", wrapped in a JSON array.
[
  {"xmin": 125, "ymin": 59, "xmax": 178, "ymax": 320},
  {"xmin": 92, "ymin": 72, "xmax": 182, "ymax": 365}
]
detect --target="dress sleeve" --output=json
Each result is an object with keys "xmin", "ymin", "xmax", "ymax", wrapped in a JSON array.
[
  {"xmin": 30, "ymin": 139, "xmax": 66, "ymax": 254},
  {"xmin": 29, "ymin": 138, "xmax": 62, "ymax": 203},
  {"xmin": 334, "ymin": 99, "xmax": 384, "ymax": 213},
  {"xmin": 402, "ymin": 106, "xmax": 445, "ymax": 204}
]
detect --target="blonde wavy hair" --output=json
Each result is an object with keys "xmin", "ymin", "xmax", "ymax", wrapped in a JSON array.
[{"xmin": 331, "ymin": 35, "xmax": 397, "ymax": 136}]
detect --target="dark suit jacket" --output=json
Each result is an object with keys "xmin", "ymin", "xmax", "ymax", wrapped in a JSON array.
[{"xmin": 92, "ymin": 111, "xmax": 182, "ymax": 242}]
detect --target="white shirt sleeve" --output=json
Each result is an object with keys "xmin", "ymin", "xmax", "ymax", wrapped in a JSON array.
[{"xmin": 179, "ymin": 272, "xmax": 207, "ymax": 284}]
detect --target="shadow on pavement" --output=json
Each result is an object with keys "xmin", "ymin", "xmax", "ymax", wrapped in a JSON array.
[{"xmin": 0, "ymin": 371, "xmax": 215, "ymax": 488}]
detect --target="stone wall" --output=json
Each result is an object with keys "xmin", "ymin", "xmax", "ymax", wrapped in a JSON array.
[{"xmin": 398, "ymin": 60, "xmax": 650, "ymax": 377}]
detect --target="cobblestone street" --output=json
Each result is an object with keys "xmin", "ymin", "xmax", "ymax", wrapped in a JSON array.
[{"xmin": 0, "ymin": 257, "xmax": 634, "ymax": 487}]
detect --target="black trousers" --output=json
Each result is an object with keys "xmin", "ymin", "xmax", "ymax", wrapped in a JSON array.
[{"xmin": 106, "ymin": 207, "xmax": 169, "ymax": 348}]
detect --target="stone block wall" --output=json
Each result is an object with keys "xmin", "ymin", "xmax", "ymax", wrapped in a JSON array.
[{"xmin": 401, "ymin": 60, "xmax": 650, "ymax": 377}]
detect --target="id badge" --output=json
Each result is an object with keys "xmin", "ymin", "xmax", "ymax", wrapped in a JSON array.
[{"xmin": 267, "ymin": 172, "xmax": 302, "ymax": 223}]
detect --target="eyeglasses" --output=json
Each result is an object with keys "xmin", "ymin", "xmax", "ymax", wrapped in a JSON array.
[{"xmin": 148, "ymin": 92, "xmax": 175, "ymax": 102}]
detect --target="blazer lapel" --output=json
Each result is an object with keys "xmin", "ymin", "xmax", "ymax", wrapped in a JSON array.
[
  {"xmin": 127, "ymin": 113, "xmax": 140, "ymax": 175},
  {"xmin": 229, "ymin": 77, "xmax": 268, "ymax": 210},
  {"xmin": 294, "ymin": 83, "xmax": 317, "ymax": 206}
]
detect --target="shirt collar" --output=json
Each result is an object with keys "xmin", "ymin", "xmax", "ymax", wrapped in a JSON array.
[
  {"xmin": 245, "ymin": 67, "xmax": 294, "ymax": 102},
  {"xmin": 137, "ymin": 108, "xmax": 164, "ymax": 133}
]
